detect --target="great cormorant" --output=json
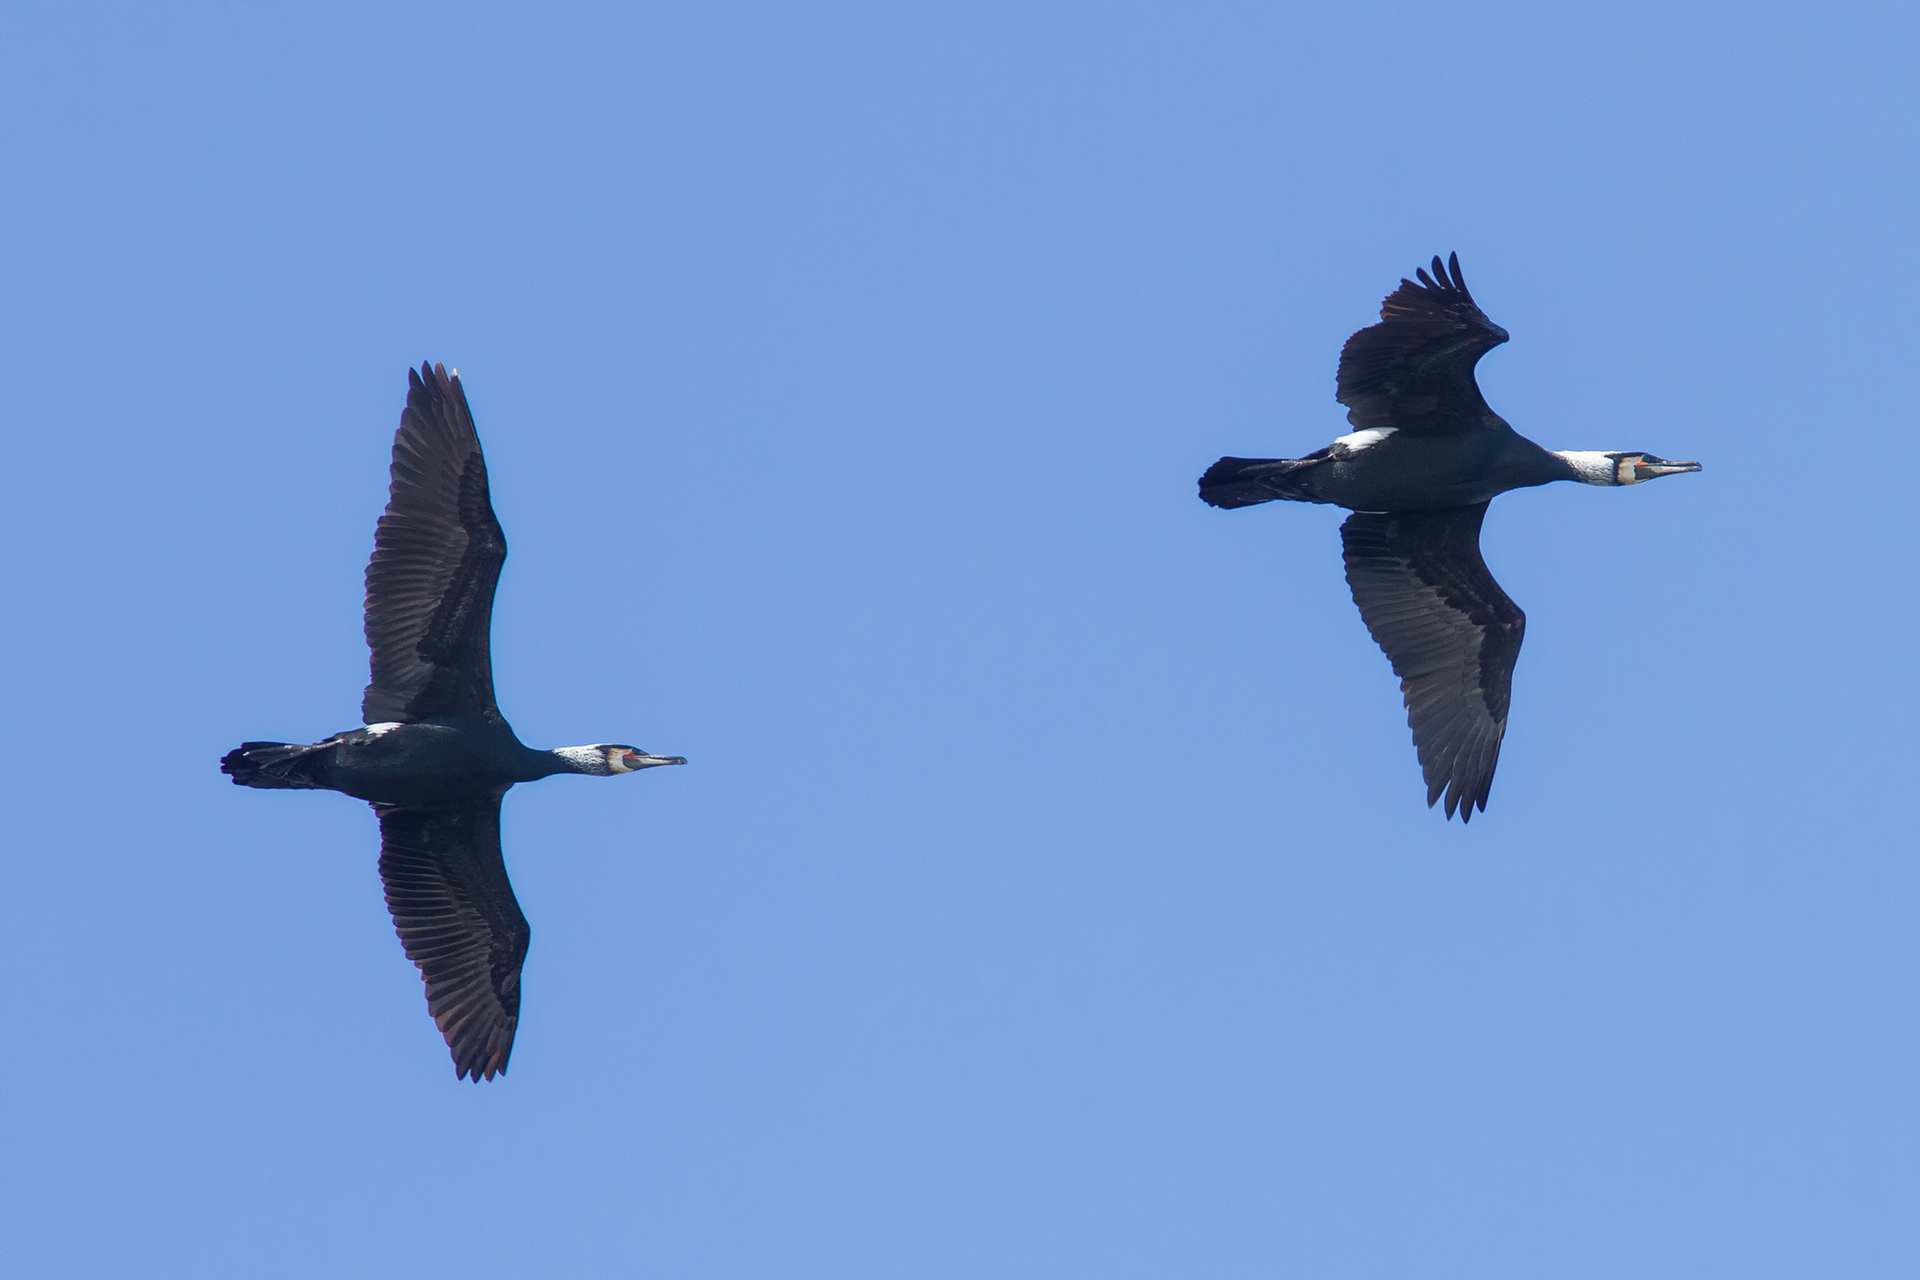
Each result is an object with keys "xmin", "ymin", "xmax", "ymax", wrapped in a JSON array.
[
  {"xmin": 1199, "ymin": 255, "xmax": 1699, "ymax": 821},
  {"xmin": 223, "ymin": 363, "xmax": 684, "ymax": 1079}
]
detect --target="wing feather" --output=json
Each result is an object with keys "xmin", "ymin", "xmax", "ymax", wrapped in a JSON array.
[
  {"xmin": 376, "ymin": 799, "xmax": 529, "ymax": 1081},
  {"xmin": 362, "ymin": 363, "xmax": 507, "ymax": 724},
  {"xmin": 1340, "ymin": 502, "xmax": 1525, "ymax": 821},
  {"xmin": 1335, "ymin": 253, "xmax": 1510, "ymax": 435}
]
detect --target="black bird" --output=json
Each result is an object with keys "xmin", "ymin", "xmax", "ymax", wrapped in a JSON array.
[
  {"xmin": 223, "ymin": 364, "xmax": 685, "ymax": 1079},
  {"xmin": 1199, "ymin": 255, "xmax": 1699, "ymax": 820}
]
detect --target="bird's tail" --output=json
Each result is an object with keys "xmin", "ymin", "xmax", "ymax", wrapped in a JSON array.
[
  {"xmin": 1198, "ymin": 456, "xmax": 1322, "ymax": 508},
  {"xmin": 220, "ymin": 741, "xmax": 330, "ymax": 789}
]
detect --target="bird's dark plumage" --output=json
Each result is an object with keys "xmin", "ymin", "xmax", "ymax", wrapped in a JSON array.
[
  {"xmin": 1198, "ymin": 254, "xmax": 1698, "ymax": 819},
  {"xmin": 223, "ymin": 363, "xmax": 684, "ymax": 1079},
  {"xmin": 1340, "ymin": 504, "xmax": 1522, "ymax": 821},
  {"xmin": 1335, "ymin": 254, "xmax": 1509, "ymax": 435},
  {"xmin": 362, "ymin": 366, "xmax": 507, "ymax": 725},
  {"xmin": 377, "ymin": 800, "xmax": 527, "ymax": 1082}
]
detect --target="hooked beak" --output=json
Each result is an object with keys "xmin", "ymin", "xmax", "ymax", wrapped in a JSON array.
[
  {"xmin": 624, "ymin": 751, "xmax": 687, "ymax": 770},
  {"xmin": 1635, "ymin": 457, "xmax": 1702, "ymax": 481}
]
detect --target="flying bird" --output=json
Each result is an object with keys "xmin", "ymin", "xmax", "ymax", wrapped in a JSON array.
[
  {"xmin": 1199, "ymin": 255, "xmax": 1699, "ymax": 820},
  {"xmin": 223, "ymin": 364, "xmax": 684, "ymax": 1079}
]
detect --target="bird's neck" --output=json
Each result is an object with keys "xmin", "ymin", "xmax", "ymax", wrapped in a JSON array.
[
  {"xmin": 1550, "ymin": 450, "xmax": 1620, "ymax": 486},
  {"xmin": 544, "ymin": 745, "xmax": 614, "ymax": 776}
]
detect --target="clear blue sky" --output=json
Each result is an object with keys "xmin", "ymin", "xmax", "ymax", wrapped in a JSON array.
[{"xmin": 1, "ymin": 1, "xmax": 1915, "ymax": 1276}]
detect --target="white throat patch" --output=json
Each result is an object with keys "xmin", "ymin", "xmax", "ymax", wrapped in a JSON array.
[
  {"xmin": 1552, "ymin": 450, "xmax": 1620, "ymax": 485},
  {"xmin": 552, "ymin": 744, "xmax": 616, "ymax": 774}
]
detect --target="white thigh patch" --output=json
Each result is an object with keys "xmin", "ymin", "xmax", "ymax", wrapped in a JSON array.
[{"xmin": 1333, "ymin": 427, "xmax": 1397, "ymax": 454}]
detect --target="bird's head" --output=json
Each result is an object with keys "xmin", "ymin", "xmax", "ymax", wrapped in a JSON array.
[
  {"xmin": 1554, "ymin": 451, "xmax": 1702, "ymax": 486},
  {"xmin": 1611, "ymin": 452, "xmax": 1702, "ymax": 484},
  {"xmin": 604, "ymin": 744, "xmax": 688, "ymax": 774},
  {"xmin": 554, "ymin": 744, "xmax": 688, "ymax": 776}
]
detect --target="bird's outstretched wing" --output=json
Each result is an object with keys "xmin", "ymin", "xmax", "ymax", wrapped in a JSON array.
[
  {"xmin": 1335, "ymin": 253, "xmax": 1510, "ymax": 434},
  {"xmin": 362, "ymin": 363, "xmax": 507, "ymax": 724},
  {"xmin": 1340, "ymin": 502, "xmax": 1524, "ymax": 821},
  {"xmin": 376, "ymin": 799, "xmax": 530, "ymax": 1081}
]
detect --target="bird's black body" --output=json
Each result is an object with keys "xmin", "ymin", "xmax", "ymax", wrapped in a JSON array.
[
  {"xmin": 223, "ymin": 364, "xmax": 683, "ymax": 1079},
  {"xmin": 1205, "ymin": 430, "xmax": 1585, "ymax": 513},
  {"xmin": 1199, "ymin": 255, "xmax": 1698, "ymax": 820},
  {"xmin": 225, "ymin": 717, "xmax": 584, "ymax": 807}
]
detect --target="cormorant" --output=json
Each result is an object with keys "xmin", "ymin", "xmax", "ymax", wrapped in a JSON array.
[
  {"xmin": 1198, "ymin": 255, "xmax": 1699, "ymax": 821},
  {"xmin": 222, "ymin": 363, "xmax": 684, "ymax": 1079}
]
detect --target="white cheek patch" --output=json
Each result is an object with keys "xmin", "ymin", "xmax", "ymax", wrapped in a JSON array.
[
  {"xmin": 1616, "ymin": 457, "xmax": 1643, "ymax": 485},
  {"xmin": 1333, "ymin": 427, "xmax": 1397, "ymax": 454},
  {"xmin": 606, "ymin": 750, "xmax": 634, "ymax": 773}
]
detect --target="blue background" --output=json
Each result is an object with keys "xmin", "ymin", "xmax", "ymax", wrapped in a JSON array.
[{"xmin": 2, "ymin": 1, "xmax": 1915, "ymax": 1275}]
